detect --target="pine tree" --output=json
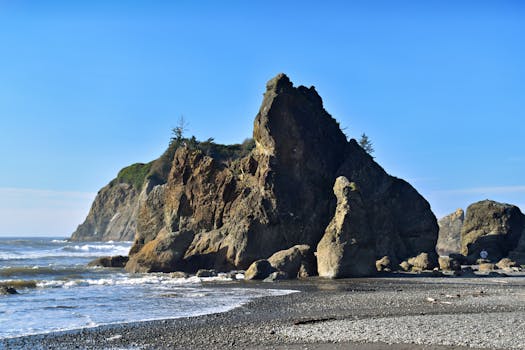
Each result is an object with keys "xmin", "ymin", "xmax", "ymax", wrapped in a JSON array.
[{"xmin": 359, "ymin": 133, "xmax": 374, "ymax": 155}]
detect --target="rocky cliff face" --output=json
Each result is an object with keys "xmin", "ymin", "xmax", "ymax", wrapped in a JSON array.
[
  {"xmin": 436, "ymin": 209, "xmax": 464, "ymax": 256},
  {"xmin": 125, "ymin": 73, "xmax": 439, "ymax": 275},
  {"xmin": 70, "ymin": 182, "xmax": 140, "ymax": 242}
]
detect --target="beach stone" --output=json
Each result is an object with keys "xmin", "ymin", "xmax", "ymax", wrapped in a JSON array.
[
  {"xmin": 263, "ymin": 271, "xmax": 289, "ymax": 282},
  {"xmin": 376, "ymin": 256, "xmax": 392, "ymax": 272},
  {"xmin": 478, "ymin": 263, "xmax": 495, "ymax": 272},
  {"xmin": 399, "ymin": 261, "xmax": 411, "ymax": 271},
  {"xmin": 438, "ymin": 256, "xmax": 451, "ymax": 270},
  {"xmin": 244, "ymin": 260, "xmax": 276, "ymax": 280},
  {"xmin": 196, "ymin": 269, "xmax": 217, "ymax": 278},
  {"xmin": 88, "ymin": 255, "xmax": 129, "ymax": 268},
  {"xmin": 461, "ymin": 200, "xmax": 525, "ymax": 263},
  {"xmin": 267, "ymin": 245, "xmax": 315, "ymax": 278},
  {"xmin": 0, "ymin": 286, "xmax": 18, "ymax": 295},
  {"xmin": 496, "ymin": 258, "xmax": 518, "ymax": 269},
  {"xmin": 317, "ymin": 177, "xmax": 376, "ymax": 278},
  {"xmin": 437, "ymin": 208, "xmax": 464, "ymax": 256},
  {"xmin": 407, "ymin": 252, "xmax": 438, "ymax": 271}
]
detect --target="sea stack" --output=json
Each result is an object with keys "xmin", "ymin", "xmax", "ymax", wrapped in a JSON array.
[
  {"xmin": 122, "ymin": 73, "xmax": 439, "ymax": 276},
  {"xmin": 72, "ymin": 73, "xmax": 439, "ymax": 277}
]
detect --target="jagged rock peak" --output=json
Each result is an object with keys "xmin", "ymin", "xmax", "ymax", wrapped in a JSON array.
[{"xmin": 265, "ymin": 73, "xmax": 293, "ymax": 93}]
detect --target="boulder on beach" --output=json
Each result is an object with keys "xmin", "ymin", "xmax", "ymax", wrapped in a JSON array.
[
  {"xmin": 125, "ymin": 229, "xmax": 194, "ymax": 273},
  {"xmin": 267, "ymin": 245, "xmax": 316, "ymax": 278},
  {"xmin": 407, "ymin": 252, "xmax": 438, "ymax": 271},
  {"xmin": 461, "ymin": 200, "xmax": 525, "ymax": 263},
  {"xmin": 438, "ymin": 256, "xmax": 461, "ymax": 271},
  {"xmin": 244, "ymin": 260, "xmax": 276, "ymax": 280}
]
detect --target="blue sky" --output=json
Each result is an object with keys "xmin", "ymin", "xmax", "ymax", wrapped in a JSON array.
[{"xmin": 0, "ymin": 1, "xmax": 524, "ymax": 236}]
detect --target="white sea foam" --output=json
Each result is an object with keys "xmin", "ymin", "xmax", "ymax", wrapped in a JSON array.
[
  {"xmin": 34, "ymin": 273, "xmax": 237, "ymax": 289},
  {"xmin": 0, "ymin": 243, "xmax": 131, "ymax": 260}
]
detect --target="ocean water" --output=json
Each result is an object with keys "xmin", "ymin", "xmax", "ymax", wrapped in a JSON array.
[{"xmin": 0, "ymin": 237, "xmax": 294, "ymax": 339}]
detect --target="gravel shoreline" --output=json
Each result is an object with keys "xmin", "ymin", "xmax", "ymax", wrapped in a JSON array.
[{"xmin": 2, "ymin": 274, "xmax": 524, "ymax": 350}]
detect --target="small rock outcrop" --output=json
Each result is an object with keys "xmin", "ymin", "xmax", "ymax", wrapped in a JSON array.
[
  {"xmin": 437, "ymin": 209, "xmax": 464, "ymax": 256},
  {"xmin": 317, "ymin": 177, "xmax": 377, "ymax": 278},
  {"xmin": 0, "ymin": 286, "xmax": 18, "ymax": 295},
  {"xmin": 88, "ymin": 255, "xmax": 129, "ymax": 268},
  {"xmin": 461, "ymin": 200, "xmax": 525, "ymax": 263}
]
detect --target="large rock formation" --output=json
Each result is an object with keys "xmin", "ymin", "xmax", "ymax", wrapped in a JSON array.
[
  {"xmin": 436, "ymin": 209, "xmax": 464, "ymax": 256},
  {"xmin": 124, "ymin": 73, "xmax": 439, "ymax": 275},
  {"xmin": 461, "ymin": 200, "xmax": 525, "ymax": 263},
  {"xmin": 70, "ymin": 141, "xmax": 183, "ymax": 242},
  {"xmin": 70, "ymin": 181, "xmax": 140, "ymax": 242}
]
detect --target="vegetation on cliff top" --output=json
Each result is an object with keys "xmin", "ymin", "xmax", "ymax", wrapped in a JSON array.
[
  {"xmin": 115, "ymin": 120, "xmax": 255, "ymax": 190},
  {"xmin": 114, "ymin": 162, "xmax": 153, "ymax": 190}
]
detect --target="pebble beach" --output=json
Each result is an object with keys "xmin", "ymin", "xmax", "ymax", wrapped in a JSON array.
[{"xmin": 2, "ymin": 274, "xmax": 524, "ymax": 350}]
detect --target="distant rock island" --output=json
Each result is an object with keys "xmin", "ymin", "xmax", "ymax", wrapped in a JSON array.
[{"xmin": 72, "ymin": 73, "xmax": 440, "ymax": 277}]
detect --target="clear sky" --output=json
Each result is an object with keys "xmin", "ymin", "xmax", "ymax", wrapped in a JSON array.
[{"xmin": 0, "ymin": 1, "xmax": 523, "ymax": 236}]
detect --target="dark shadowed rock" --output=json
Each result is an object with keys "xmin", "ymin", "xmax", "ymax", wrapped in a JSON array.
[
  {"xmin": 509, "ymin": 230, "xmax": 525, "ymax": 264},
  {"xmin": 317, "ymin": 177, "xmax": 377, "ymax": 278},
  {"xmin": 449, "ymin": 253, "xmax": 467, "ymax": 265},
  {"xmin": 244, "ymin": 260, "xmax": 276, "ymax": 280},
  {"xmin": 195, "ymin": 269, "xmax": 217, "ymax": 278},
  {"xmin": 88, "ymin": 255, "xmax": 129, "ymax": 268},
  {"xmin": 437, "ymin": 209, "xmax": 464, "ymax": 256},
  {"xmin": 461, "ymin": 200, "xmax": 525, "ymax": 263},
  {"xmin": 267, "ymin": 245, "xmax": 316, "ymax": 278},
  {"xmin": 263, "ymin": 271, "xmax": 289, "ymax": 282},
  {"xmin": 0, "ymin": 286, "xmax": 18, "ymax": 295}
]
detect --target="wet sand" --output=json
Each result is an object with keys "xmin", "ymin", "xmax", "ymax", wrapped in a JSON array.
[{"xmin": 2, "ymin": 274, "xmax": 524, "ymax": 350}]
